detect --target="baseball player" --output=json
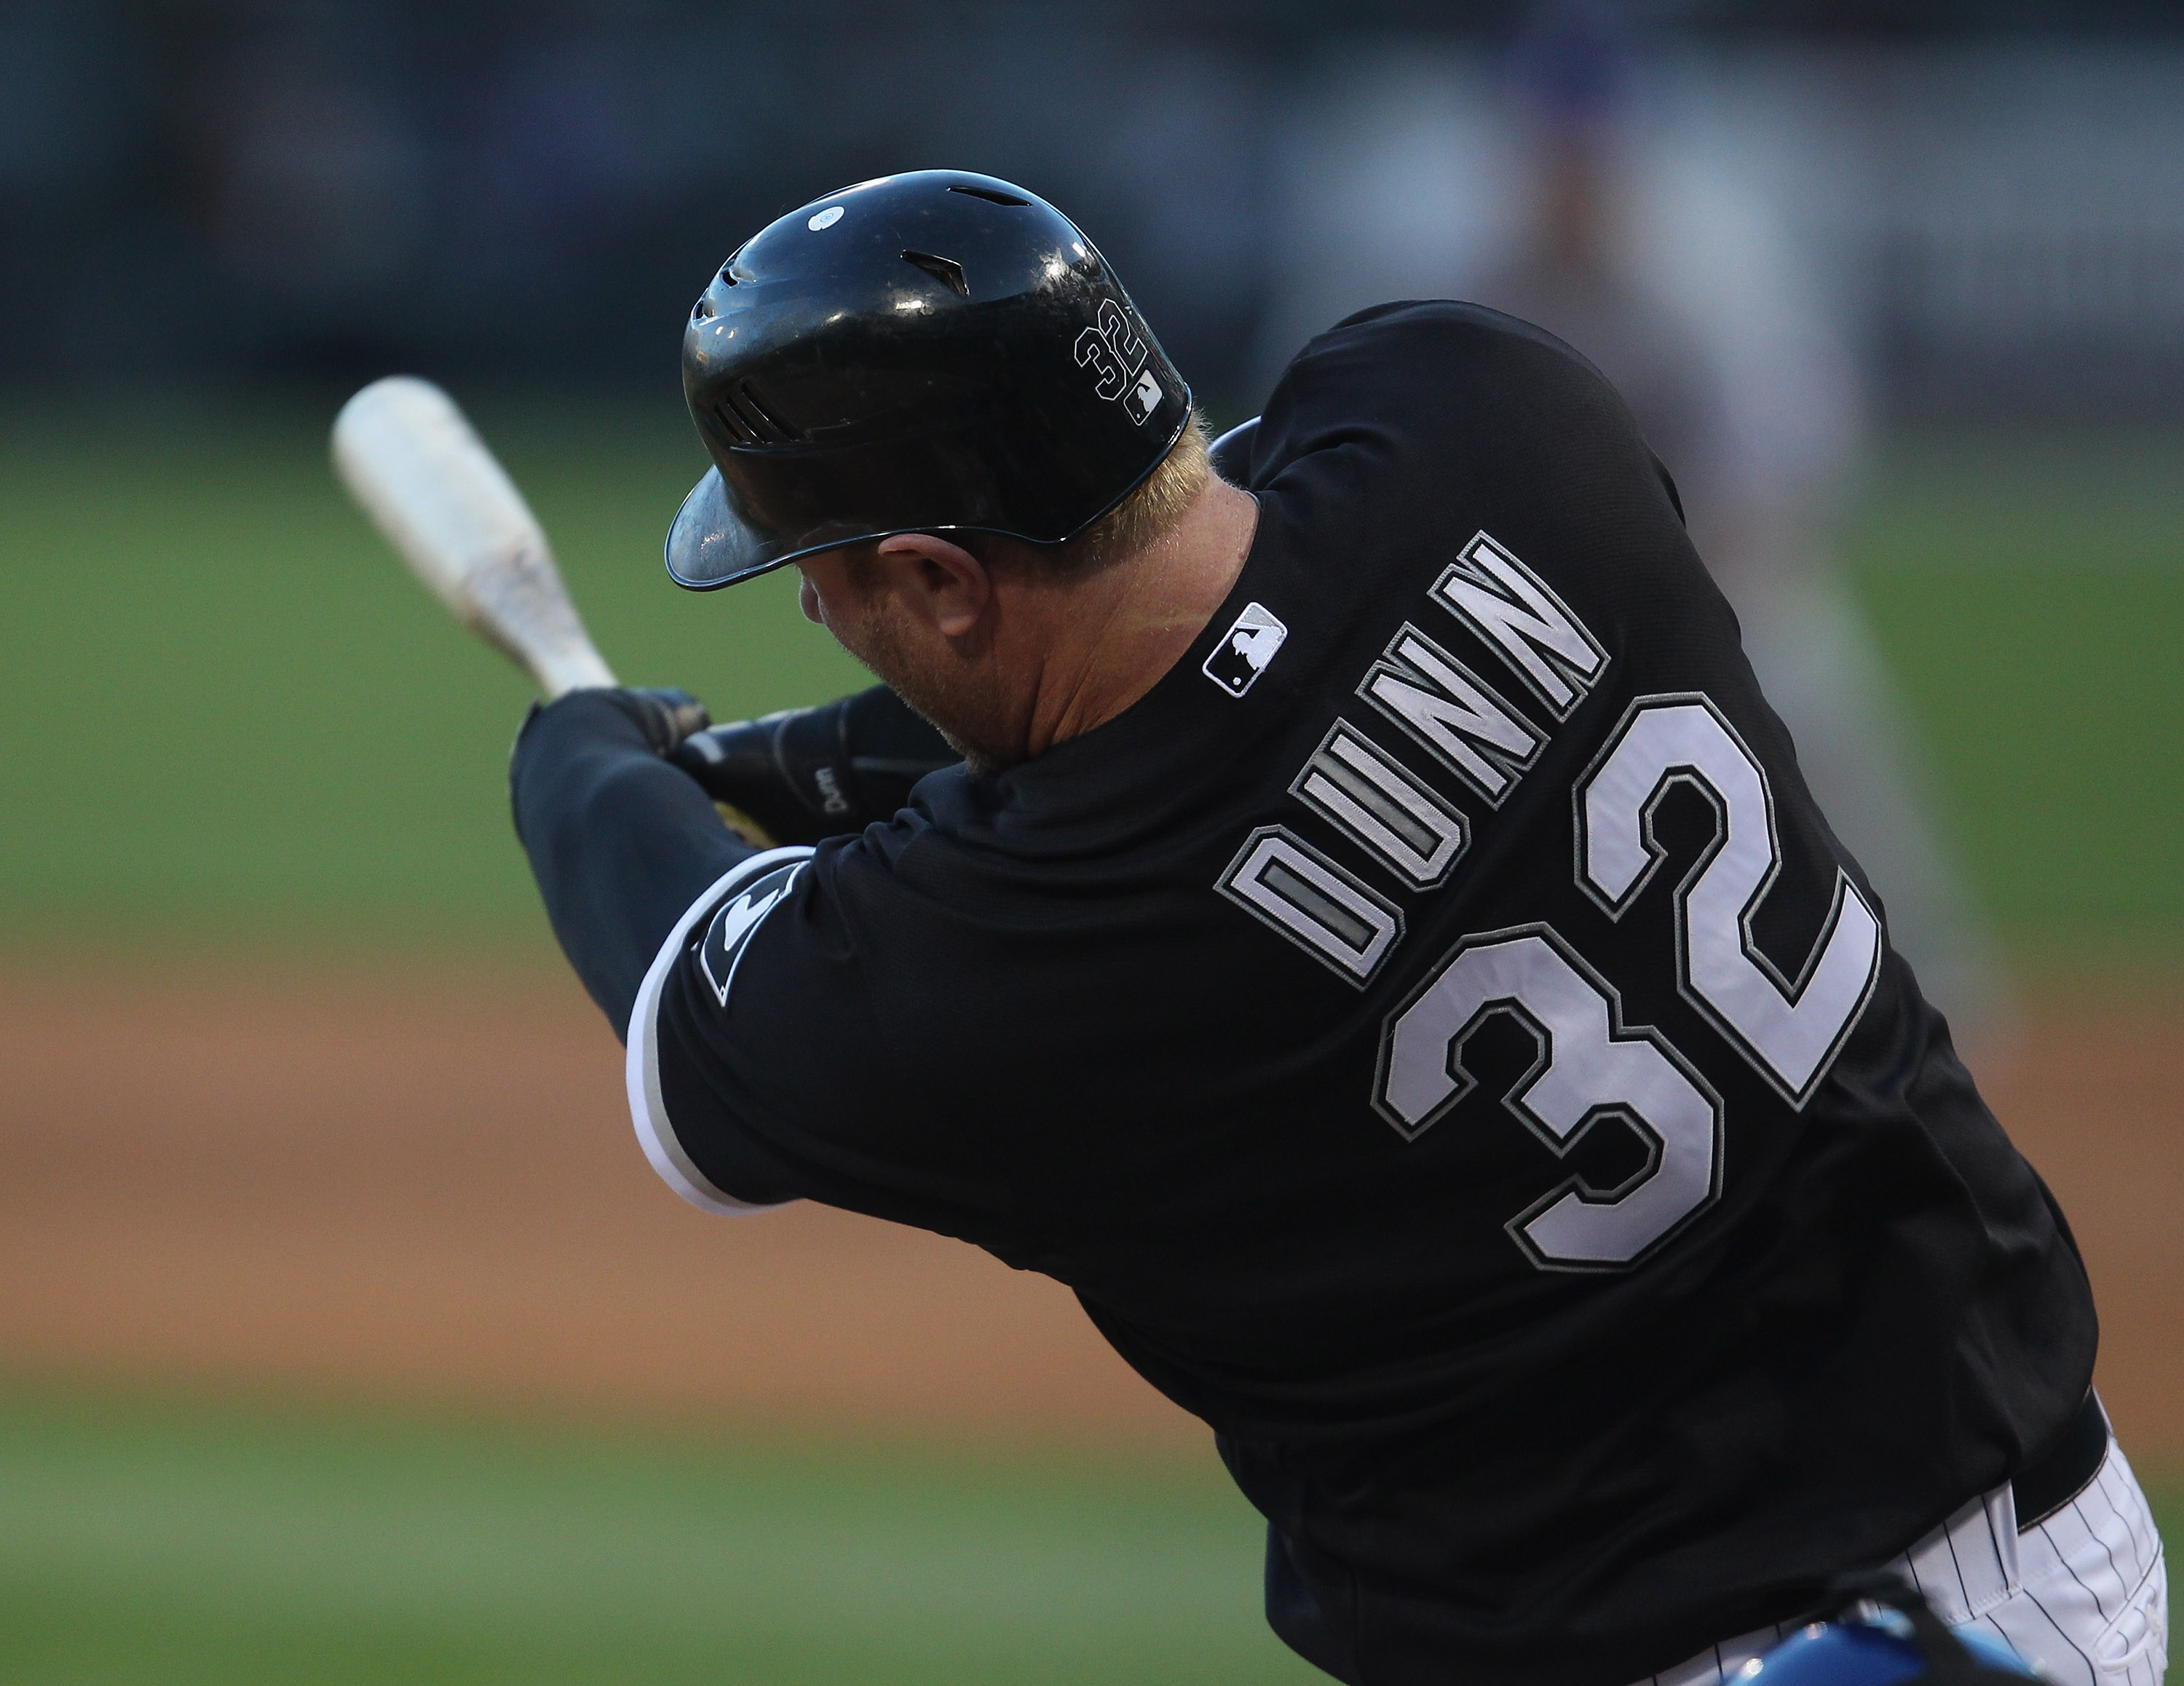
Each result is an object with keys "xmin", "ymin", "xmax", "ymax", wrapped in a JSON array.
[{"xmin": 509, "ymin": 171, "xmax": 2164, "ymax": 1686}]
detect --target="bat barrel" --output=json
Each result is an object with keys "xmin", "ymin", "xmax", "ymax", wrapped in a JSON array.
[{"xmin": 333, "ymin": 377, "xmax": 617, "ymax": 698}]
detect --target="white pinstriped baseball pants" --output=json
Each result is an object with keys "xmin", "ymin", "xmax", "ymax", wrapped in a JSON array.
[{"xmin": 1637, "ymin": 1437, "xmax": 2168, "ymax": 1686}]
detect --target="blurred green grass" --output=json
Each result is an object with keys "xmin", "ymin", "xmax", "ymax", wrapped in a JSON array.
[
  {"xmin": 1844, "ymin": 432, "xmax": 2184, "ymax": 961},
  {"xmin": 0, "ymin": 1381, "xmax": 2169, "ymax": 1686},
  {"xmin": 0, "ymin": 411, "xmax": 2177, "ymax": 959},
  {"xmin": 0, "ymin": 402, "xmax": 866, "ymax": 957},
  {"xmin": 0, "ymin": 1382, "xmax": 1318, "ymax": 1685}
]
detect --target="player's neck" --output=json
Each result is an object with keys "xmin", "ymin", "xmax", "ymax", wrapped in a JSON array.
[{"xmin": 1005, "ymin": 475, "xmax": 1259, "ymax": 764}]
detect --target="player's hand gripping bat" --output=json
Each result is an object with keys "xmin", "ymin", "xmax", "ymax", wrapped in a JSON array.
[
  {"xmin": 332, "ymin": 376, "xmax": 775, "ymax": 844},
  {"xmin": 332, "ymin": 376, "xmax": 620, "ymax": 699}
]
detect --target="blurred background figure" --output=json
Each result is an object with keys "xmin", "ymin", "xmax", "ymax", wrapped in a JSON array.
[
  {"xmin": 1270, "ymin": 0, "xmax": 2004, "ymax": 1050},
  {"xmin": 1477, "ymin": 1, "xmax": 2006, "ymax": 1048}
]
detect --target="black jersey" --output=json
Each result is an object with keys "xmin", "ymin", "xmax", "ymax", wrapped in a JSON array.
[{"xmin": 517, "ymin": 302, "xmax": 2094, "ymax": 1686}]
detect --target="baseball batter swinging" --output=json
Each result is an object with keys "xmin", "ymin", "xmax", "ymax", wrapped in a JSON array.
[{"xmin": 510, "ymin": 171, "xmax": 2165, "ymax": 1686}]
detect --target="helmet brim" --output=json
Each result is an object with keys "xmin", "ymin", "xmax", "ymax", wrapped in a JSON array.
[
  {"xmin": 664, "ymin": 464, "xmax": 1000, "ymax": 592},
  {"xmin": 665, "ymin": 467, "xmax": 792, "ymax": 591}
]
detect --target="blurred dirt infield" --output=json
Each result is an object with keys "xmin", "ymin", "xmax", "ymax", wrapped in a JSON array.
[{"xmin": 1, "ymin": 962, "xmax": 2177, "ymax": 1458}]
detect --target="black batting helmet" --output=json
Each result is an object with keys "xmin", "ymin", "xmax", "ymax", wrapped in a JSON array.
[{"xmin": 666, "ymin": 170, "xmax": 1192, "ymax": 591}]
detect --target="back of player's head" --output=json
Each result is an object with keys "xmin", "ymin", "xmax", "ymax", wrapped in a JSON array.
[{"xmin": 666, "ymin": 170, "xmax": 1194, "ymax": 593}]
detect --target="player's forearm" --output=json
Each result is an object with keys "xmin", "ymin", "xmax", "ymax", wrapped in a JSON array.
[
  {"xmin": 511, "ymin": 690, "xmax": 753, "ymax": 1037},
  {"xmin": 670, "ymin": 684, "xmax": 957, "ymax": 843}
]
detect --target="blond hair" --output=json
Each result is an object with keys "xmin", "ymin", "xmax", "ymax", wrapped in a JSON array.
[
  {"xmin": 1059, "ymin": 408, "xmax": 1213, "ymax": 573},
  {"xmin": 957, "ymin": 409, "xmax": 1213, "ymax": 579}
]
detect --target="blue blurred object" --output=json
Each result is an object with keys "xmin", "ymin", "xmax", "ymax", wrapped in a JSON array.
[
  {"xmin": 1508, "ymin": 0, "xmax": 1637, "ymax": 129},
  {"xmin": 1746, "ymin": 1605, "xmax": 2039, "ymax": 1686}
]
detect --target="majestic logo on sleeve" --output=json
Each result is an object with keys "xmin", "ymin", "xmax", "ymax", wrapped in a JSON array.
[
  {"xmin": 1201, "ymin": 601, "xmax": 1289, "ymax": 698},
  {"xmin": 697, "ymin": 862, "xmax": 804, "ymax": 1008}
]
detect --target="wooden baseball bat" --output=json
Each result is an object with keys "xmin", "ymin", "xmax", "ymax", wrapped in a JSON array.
[
  {"xmin": 331, "ymin": 376, "xmax": 619, "ymax": 698},
  {"xmin": 332, "ymin": 377, "xmax": 776, "ymax": 847}
]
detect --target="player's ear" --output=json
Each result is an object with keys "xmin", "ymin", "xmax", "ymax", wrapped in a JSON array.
[{"xmin": 871, "ymin": 532, "xmax": 991, "ymax": 641}]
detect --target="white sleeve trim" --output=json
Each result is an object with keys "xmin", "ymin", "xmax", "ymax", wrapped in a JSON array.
[{"xmin": 625, "ymin": 847, "xmax": 816, "ymax": 1216}]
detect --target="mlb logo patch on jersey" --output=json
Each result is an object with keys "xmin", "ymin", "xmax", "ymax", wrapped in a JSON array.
[
  {"xmin": 1203, "ymin": 602, "xmax": 1289, "ymax": 699},
  {"xmin": 697, "ymin": 860, "xmax": 803, "ymax": 1007}
]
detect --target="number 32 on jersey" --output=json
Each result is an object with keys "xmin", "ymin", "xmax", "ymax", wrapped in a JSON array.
[{"xmin": 1375, "ymin": 694, "xmax": 1883, "ymax": 1272}]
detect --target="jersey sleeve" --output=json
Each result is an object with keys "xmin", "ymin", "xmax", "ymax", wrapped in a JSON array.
[
  {"xmin": 620, "ymin": 825, "xmax": 1037, "ymax": 1258},
  {"xmin": 624, "ymin": 847, "xmax": 817, "ymax": 1214},
  {"xmin": 510, "ymin": 689, "xmax": 756, "ymax": 1034}
]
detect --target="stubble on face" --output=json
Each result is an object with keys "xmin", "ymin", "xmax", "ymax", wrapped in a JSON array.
[{"xmin": 831, "ymin": 564, "xmax": 1021, "ymax": 778}]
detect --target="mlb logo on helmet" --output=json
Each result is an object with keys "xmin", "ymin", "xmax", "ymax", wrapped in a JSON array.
[
  {"xmin": 1203, "ymin": 602, "xmax": 1289, "ymax": 699},
  {"xmin": 1124, "ymin": 367, "xmax": 1163, "ymax": 425},
  {"xmin": 1077, "ymin": 298, "xmax": 1166, "ymax": 425}
]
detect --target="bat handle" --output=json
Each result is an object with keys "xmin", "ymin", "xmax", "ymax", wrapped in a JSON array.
[{"xmin": 531, "ymin": 641, "xmax": 619, "ymax": 700}]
